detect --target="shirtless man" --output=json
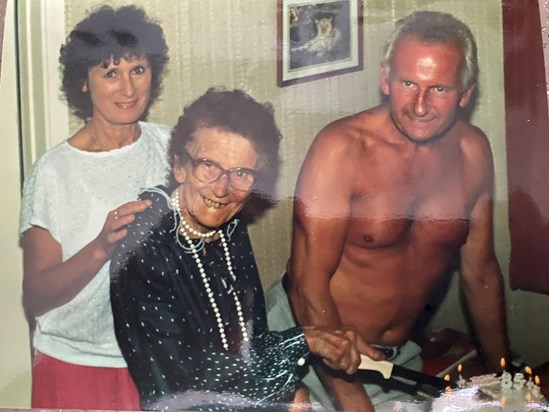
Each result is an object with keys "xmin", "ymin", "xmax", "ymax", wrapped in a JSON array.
[{"xmin": 267, "ymin": 11, "xmax": 509, "ymax": 411}]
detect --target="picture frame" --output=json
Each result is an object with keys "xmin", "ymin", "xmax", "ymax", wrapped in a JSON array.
[{"xmin": 277, "ymin": 0, "xmax": 363, "ymax": 87}]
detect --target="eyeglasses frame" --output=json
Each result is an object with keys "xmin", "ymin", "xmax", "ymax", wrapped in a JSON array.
[{"xmin": 183, "ymin": 150, "xmax": 258, "ymax": 192}]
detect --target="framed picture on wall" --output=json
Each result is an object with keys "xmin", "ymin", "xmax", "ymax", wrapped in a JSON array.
[{"xmin": 277, "ymin": 0, "xmax": 363, "ymax": 87}]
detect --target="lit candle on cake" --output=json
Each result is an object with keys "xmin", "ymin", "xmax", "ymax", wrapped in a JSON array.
[
  {"xmin": 500, "ymin": 358, "xmax": 513, "ymax": 389},
  {"xmin": 444, "ymin": 374, "xmax": 452, "ymax": 393},
  {"xmin": 525, "ymin": 366, "xmax": 534, "ymax": 389},
  {"xmin": 500, "ymin": 358, "xmax": 512, "ymax": 375},
  {"xmin": 457, "ymin": 364, "xmax": 467, "ymax": 388},
  {"xmin": 532, "ymin": 376, "xmax": 542, "ymax": 399}
]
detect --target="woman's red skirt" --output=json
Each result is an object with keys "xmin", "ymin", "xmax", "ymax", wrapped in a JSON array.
[{"xmin": 32, "ymin": 350, "xmax": 141, "ymax": 410}]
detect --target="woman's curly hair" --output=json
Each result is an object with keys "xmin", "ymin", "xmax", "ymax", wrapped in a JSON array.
[{"xmin": 59, "ymin": 5, "xmax": 169, "ymax": 120}]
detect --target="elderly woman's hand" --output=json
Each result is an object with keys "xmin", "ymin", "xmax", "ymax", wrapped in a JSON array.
[
  {"xmin": 94, "ymin": 199, "xmax": 152, "ymax": 260},
  {"xmin": 302, "ymin": 326, "xmax": 384, "ymax": 375}
]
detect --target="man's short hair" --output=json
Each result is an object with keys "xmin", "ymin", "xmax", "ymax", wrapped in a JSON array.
[{"xmin": 381, "ymin": 10, "xmax": 478, "ymax": 90}]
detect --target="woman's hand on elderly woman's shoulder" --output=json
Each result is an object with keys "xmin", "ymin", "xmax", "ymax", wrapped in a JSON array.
[
  {"xmin": 22, "ymin": 199, "xmax": 153, "ymax": 317},
  {"xmin": 302, "ymin": 326, "xmax": 384, "ymax": 375},
  {"xmin": 93, "ymin": 199, "xmax": 152, "ymax": 261}
]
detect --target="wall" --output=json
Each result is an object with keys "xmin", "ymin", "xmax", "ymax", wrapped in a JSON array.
[
  {"xmin": 3, "ymin": 0, "xmax": 549, "ymax": 407},
  {"xmin": 0, "ymin": 0, "xmax": 32, "ymax": 407}
]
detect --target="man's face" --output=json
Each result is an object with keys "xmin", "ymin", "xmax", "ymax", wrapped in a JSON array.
[{"xmin": 380, "ymin": 35, "xmax": 475, "ymax": 143}]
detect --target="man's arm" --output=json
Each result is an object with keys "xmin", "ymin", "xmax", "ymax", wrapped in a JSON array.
[
  {"xmin": 459, "ymin": 138, "xmax": 510, "ymax": 370},
  {"xmin": 286, "ymin": 125, "xmax": 378, "ymax": 412}
]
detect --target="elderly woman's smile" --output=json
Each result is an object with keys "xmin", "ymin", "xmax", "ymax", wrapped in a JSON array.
[{"xmin": 203, "ymin": 197, "xmax": 225, "ymax": 209}]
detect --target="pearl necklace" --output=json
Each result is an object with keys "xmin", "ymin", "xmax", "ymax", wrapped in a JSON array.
[{"xmin": 170, "ymin": 190, "xmax": 249, "ymax": 351}]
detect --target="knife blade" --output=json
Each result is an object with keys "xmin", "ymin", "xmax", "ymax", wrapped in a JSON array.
[{"xmin": 359, "ymin": 355, "xmax": 457, "ymax": 390}]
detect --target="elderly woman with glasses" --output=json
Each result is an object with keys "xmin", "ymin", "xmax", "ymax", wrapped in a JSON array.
[{"xmin": 110, "ymin": 88, "xmax": 378, "ymax": 411}]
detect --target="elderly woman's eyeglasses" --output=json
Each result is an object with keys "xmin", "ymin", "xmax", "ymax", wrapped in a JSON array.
[{"xmin": 185, "ymin": 151, "xmax": 257, "ymax": 192}]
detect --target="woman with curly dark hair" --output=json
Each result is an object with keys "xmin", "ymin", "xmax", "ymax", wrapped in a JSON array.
[{"xmin": 19, "ymin": 5, "xmax": 170, "ymax": 409}]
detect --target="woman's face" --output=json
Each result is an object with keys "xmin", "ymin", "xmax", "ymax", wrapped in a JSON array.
[
  {"xmin": 174, "ymin": 127, "xmax": 259, "ymax": 232},
  {"xmin": 84, "ymin": 55, "xmax": 152, "ymax": 125}
]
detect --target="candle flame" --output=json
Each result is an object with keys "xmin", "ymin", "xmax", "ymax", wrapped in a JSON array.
[
  {"xmin": 458, "ymin": 363, "xmax": 463, "ymax": 373},
  {"xmin": 525, "ymin": 392, "xmax": 532, "ymax": 402},
  {"xmin": 444, "ymin": 374, "xmax": 451, "ymax": 382},
  {"xmin": 535, "ymin": 375, "xmax": 541, "ymax": 386},
  {"xmin": 500, "ymin": 357, "xmax": 506, "ymax": 369},
  {"xmin": 525, "ymin": 366, "xmax": 532, "ymax": 375}
]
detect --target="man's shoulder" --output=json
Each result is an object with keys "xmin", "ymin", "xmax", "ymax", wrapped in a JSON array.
[
  {"xmin": 314, "ymin": 106, "xmax": 386, "ymax": 146},
  {"xmin": 445, "ymin": 121, "xmax": 494, "ymax": 182},
  {"xmin": 324, "ymin": 105, "xmax": 383, "ymax": 130},
  {"xmin": 456, "ymin": 119, "xmax": 488, "ymax": 138},
  {"xmin": 454, "ymin": 120, "xmax": 491, "ymax": 155},
  {"xmin": 317, "ymin": 104, "xmax": 381, "ymax": 139}
]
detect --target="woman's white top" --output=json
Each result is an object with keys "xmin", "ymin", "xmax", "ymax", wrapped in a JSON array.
[{"xmin": 19, "ymin": 122, "xmax": 171, "ymax": 367}]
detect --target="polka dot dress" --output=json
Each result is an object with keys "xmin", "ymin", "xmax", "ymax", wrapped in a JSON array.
[{"xmin": 110, "ymin": 186, "xmax": 309, "ymax": 410}]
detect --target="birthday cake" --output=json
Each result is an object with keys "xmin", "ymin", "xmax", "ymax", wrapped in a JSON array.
[
  {"xmin": 415, "ymin": 330, "xmax": 548, "ymax": 410},
  {"xmin": 430, "ymin": 369, "xmax": 548, "ymax": 411}
]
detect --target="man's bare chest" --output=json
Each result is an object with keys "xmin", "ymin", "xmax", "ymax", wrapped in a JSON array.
[{"xmin": 348, "ymin": 169, "xmax": 474, "ymax": 249}]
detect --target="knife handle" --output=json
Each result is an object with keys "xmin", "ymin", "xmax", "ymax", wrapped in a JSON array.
[{"xmin": 358, "ymin": 355, "xmax": 394, "ymax": 379}]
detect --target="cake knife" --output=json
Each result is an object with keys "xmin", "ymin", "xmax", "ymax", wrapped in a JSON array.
[{"xmin": 359, "ymin": 355, "xmax": 458, "ymax": 390}]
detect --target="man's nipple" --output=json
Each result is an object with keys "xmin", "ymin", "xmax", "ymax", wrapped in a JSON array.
[{"xmin": 363, "ymin": 234, "xmax": 374, "ymax": 243}]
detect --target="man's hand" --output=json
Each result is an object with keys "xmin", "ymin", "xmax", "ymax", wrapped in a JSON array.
[{"xmin": 302, "ymin": 325, "xmax": 384, "ymax": 375}]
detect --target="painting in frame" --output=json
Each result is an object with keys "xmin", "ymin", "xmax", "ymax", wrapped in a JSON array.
[{"xmin": 277, "ymin": 0, "xmax": 363, "ymax": 87}]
